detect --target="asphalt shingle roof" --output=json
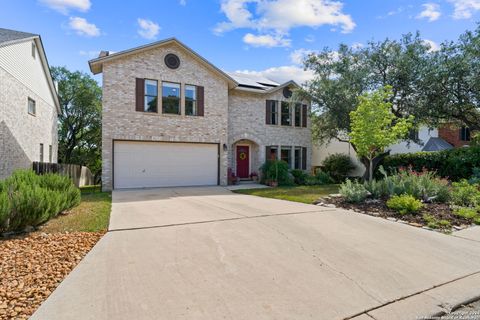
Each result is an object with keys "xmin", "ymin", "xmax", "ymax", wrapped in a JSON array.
[
  {"xmin": 422, "ymin": 137, "xmax": 454, "ymax": 152},
  {"xmin": 0, "ymin": 28, "xmax": 37, "ymax": 45}
]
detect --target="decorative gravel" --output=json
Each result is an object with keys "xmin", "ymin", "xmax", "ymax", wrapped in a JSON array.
[{"xmin": 0, "ymin": 232, "xmax": 103, "ymax": 319}]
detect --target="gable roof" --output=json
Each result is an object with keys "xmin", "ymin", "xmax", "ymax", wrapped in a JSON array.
[
  {"xmin": 89, "ymin": 38, "xmax": 238, "ymax": 88},
  {"xmin": 0, "ymin": 28, "xmax": 61, "ymax": 114},
  {"xmin": 421, "ymin": 137, "xmax": 453, "ymax": 152},
  {"xmin": 0, "ymin": 28, "xmax": 37, "ymax": 46}
]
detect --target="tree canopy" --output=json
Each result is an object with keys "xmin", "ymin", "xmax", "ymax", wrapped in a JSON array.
[
  {"xmin": 51, "ymin": 66, "xmax": 102, "ymax": 179},
  {"xmin": 350, "ymin": 87, "xmax": 413, "ymax": 181}
]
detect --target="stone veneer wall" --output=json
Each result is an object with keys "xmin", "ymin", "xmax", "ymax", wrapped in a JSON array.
[
  {"xmin": 101, "ymin": 43, "xmax": 229, "ymax": 190},
  {"xmin": 228, "ymin": 89, "xmax": 312, "ymax": 175},
  {"xmin": 0, "ymin": 67, "xmax": 58, "ymax": 180}
]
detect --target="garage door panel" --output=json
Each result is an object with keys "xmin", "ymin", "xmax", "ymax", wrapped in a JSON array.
[{"xmin": 114, "ymin": 141, "xmax": 218, "ymax": 189}]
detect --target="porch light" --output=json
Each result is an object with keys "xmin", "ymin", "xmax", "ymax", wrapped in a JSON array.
[{"xmin": 223, "ymin": 144, "xmax": 228, "ymax": 151}]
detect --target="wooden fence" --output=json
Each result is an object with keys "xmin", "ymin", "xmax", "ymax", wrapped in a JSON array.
[{"xmin": 32, "ymin": 162, "xmax": 95, "ymax": 187}]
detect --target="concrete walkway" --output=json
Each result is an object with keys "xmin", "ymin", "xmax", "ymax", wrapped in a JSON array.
[{"xmin": 31, "ymin": 187, "xmax": 480, "ymax": 320}]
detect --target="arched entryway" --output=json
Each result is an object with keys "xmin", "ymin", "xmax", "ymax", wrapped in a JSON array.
[{"xmin": 232, "ymin": 139, "xmax": 260, "ymax": 180}]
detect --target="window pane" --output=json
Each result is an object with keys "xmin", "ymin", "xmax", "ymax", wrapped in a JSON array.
[
  {"xmin": 145, "ymin": 80, "xmax": 157, "ymax": 96},
  {"xmin": 271, "ymin": 101, "xmax": 278, "ymax": 125},
  {"xmin": 144, "ymin": 96, "xmax": 157, "ymax": 112},
  {"xmin": 185, "ymin": 85, "xmax": 197, "ymax": 116},
  {"xmin": 295, "ymin": 103, "xmax": 301, "ymax": 127},
  {"xmin": 268, "ymin": 147, "xmax": 278, "ymax": 161},
  {"xmin": 28, "ymin": 98, "xmax": 36, "ymax": 115},
  {"xmin": 294, "ymin": 147, "xmax": 301, "ymax": 169},
  {"xmin": 162, "ymin": 82, "xmax": 180, "ymax": 114},
  {"xmin": 281, "ymin": 101, "xmax": 291, "ymax": 126},
  {"xmin": 281, "ymin": 147, "xmax": 291, "ymax": 167}
]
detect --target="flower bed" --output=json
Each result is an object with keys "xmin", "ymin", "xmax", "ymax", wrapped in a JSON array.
[{"xmin": 318, "ymin": 167, "xmax": 480, "ymax": 232}]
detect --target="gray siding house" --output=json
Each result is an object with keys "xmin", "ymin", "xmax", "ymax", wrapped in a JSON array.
[
  {"xmin": 89, "ymin": 38, "xmax": 311, "ymax": 191},
  {"xmin": 0, "ymin": 28, "xmax": 60, "ymax": 180}
]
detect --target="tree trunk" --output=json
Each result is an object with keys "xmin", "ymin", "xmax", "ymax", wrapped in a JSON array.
[
  {"xmin": 369, "ymin": 158, "xmax": 373, "ymax": 182},
  {"xmin": 360, "ymin": 151, "xmax": 390, "ymax": 181}
]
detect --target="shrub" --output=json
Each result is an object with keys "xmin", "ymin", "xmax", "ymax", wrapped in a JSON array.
[
  {"xmin": 469, "ymin": 168, "xmax": 480, "ymax": 185},
  {"xmin": 453, "ymin": 207, "xmax": 478, "ymax": 219},
  {"xmin": 321, "ymin": 153, "xmax": 355, "ymax": 183},
  {"xmin": 260, "ymin": 160, "xmax": 293, "ymax": 186},
  {"xmin": 382, "ymin": 146, "xmax": 480, "ymax": 181},
  {"xmin": 451, "ymin": 180, "xmax": 480, "ymax": 207},
  {"xmin": 386, "ymin": 194, "xmax": 423, "ymax": 215},
  {"xmin": 423, "ymin": 214, "xmax": 451, "ymax": 229},
  {"xmin": 0, "ymin": 170, "xmax": 81, "ymax": 233},
  {"xmin": 291, "ymin": 169, "xmax": 308, "ymax": 185},
  {"xmin": 339, "ymin": 179, "xmax": 369, "ymax": 203},
  {"xmin": 305, "ymin": 171, "xmax": 334, "ymax": 185},
  {"xmin": 0, "ymin": 192, "xmax": 10, "ymax": 229}
]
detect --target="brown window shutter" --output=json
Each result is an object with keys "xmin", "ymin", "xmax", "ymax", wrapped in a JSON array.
[
  {"xmin": 302, "ymin": 147, "xmax": 307, "ymax": 170},
  {"xmin": 302, "ymin": 104, "xmax": 307, "ymax": 127},
  {"xmin": 197, "ymin": 86, "xmax": 204, "ymax": 116},
  {"xmin": 266, "ymin": 146, "xmax": 272, "ymax": 161},
  {"xmin": 135, "ymin": 78, "xmax": 145, "ymax": 112},
  {"xmin": 266, "ymin": 100, "xmax": 272, "ymax": 124}
]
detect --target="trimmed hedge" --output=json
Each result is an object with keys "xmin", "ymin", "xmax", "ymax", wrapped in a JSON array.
[
  {"xmin": 0, "ymin": 170, "xmax": 81, "ymax": 233},
  {"xmin": 382, "ymin": 146, "xmax": 480, "ymax": 181}
]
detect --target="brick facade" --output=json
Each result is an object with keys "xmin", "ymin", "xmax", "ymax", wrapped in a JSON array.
[
  {"xmin": 0, "ymin": 67, "xmax": 58, "ymax": 179},
  {"xmin": 438, "ymin": 124, "xmax": 471, "ymax": 148},
  {"xmin": 98, "ymin": 41, "xmax": 311, "ymax": 190}
]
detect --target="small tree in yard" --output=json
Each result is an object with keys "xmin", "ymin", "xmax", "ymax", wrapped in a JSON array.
[{"xmin": 350, "ymin": 86, "xmax": 414, "ymax": 181}]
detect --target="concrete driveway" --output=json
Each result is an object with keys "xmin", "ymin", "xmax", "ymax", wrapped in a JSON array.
[{"xmin": 32, "ymin": 187, "xmax": 480, "ymax": 320}]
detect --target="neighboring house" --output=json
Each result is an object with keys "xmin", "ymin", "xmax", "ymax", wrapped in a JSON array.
[
  {"xmin": 0, "ymin": 28, "xmax": 60, "ymax": 180},
  {"xmin": 438, "ymin": 123, "xmax": 472, "ymax": 148},
  {"xmin": 312, "ymin": 126, "xmax": 453, "ymax": 176},
  {"xmin": 89, "ymin": 38, "xmax": 311, "ymax": 191}
]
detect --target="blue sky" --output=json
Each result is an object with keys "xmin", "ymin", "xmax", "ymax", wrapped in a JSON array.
[{"xmin": 1, "ymin": 0, "xmax": 479, "ymax": 83}]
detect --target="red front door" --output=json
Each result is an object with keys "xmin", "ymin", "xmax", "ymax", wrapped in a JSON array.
[{"xmin": 236, "ymin": 146, "xmax": 250, "ymax": 179}]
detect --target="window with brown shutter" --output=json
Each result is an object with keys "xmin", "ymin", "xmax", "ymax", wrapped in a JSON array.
[
  {"xmin": 135, "ymin": 78, "xmax": 145, "ymax": 112},
  {"xmin": 266, "ymin": 100, "xmax": 272, "ymax": 125},
  {"xmin": 302, "ymin": 104, "xmax": 307, "ymax": 127},
  {"xmin": 197, "ymin": 86, "xmax": 204, "ymax": 116},
  {"xmin": 302, "ymin": 147, "xmax": 307, "ymax": 170}
]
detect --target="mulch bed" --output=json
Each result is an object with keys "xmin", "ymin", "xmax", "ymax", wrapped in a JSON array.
[
  {"xmin": 316, "ymin": 196, "xmax": 474, "ymax": 232},
  {"xmin": 0, "ymin": 232, "xmax": 104, "ymax": 319}
]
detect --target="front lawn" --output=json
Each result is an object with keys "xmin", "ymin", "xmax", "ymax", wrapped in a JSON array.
[
  {"xmin": 38, "ymin": 186, "xmax": 111, "ymax": 233},
  {"xmin": 234, "ymin": 185, "xmax": 339, "ymax": 204}
]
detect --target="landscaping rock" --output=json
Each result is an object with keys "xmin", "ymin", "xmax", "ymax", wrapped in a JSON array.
[{"xmin": 0, "ymin": 232, "xmax": 104, "ymax": 319}]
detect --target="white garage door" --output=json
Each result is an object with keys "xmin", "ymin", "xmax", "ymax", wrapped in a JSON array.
[{"xmin": 114, "ymin": 141, "xmax": 218, "ymax": 189}]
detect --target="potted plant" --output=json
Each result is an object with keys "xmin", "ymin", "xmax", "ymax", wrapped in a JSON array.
[
  {"xmin": 250, "ymin": 171, "xmax": 258, "ymax": 182},
  {"xmin": 228, "ymin": 168, "xmax": 238, "ymax": 185}
]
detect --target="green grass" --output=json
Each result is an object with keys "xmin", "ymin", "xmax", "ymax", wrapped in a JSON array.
[
  {"xmin": 234, "ymin": 185, "xmax": 339, "ymax": 204},
  {"xmin": 39, "ymin": 185, "xmax": 112, "ymax": 233}
]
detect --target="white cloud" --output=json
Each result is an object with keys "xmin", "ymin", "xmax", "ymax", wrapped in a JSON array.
[
  {"xmin": 39, "ymin": 0, "xmax": 90, "ymax": 14},
  {"xmin": 179, "ymin": 0, "xmax": 186, "ymax": 5},
  {"xmin": 290, "ymin": 48, "xmax": 314, "ymax": 65},
  {"xmin": 243, "ymin": 33, "xmax": 290, "ymax": 47},
  {"xmin": 234, "ymin": 66, "xmax": 314, "ymax": 84},
  {"xmin": 351, "ymin": 42, "xmax": 364, "ymax": 50},
  {"xmin": 215, "ymin": 0, "xmax": 355, "ymax": 48},
  {"xmin": 79, "ymin": 50, "xmax": 100, "ymax": 58},
  {"xmin": 417, "ymin": 3, "xmax": 441, "ymax": 21},
  {"xmin": 137, "ymin": 18, "xmax": 160, "ymax": 40},
  {"xmin": 69, "ymin": 17, "xmax": 100, "ymax": 37},
  {"xmin": 448, "ymin": 0, "xmax": 480, "ymax": 19},
  {"xmin": 423, "ymin": 39, "xmax": 440, "ymax": 51},
  {"xmin": 304, "ymin": 35, "xmax": 315, "ymax": 43}
]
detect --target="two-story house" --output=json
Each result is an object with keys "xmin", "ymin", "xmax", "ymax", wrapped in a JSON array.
[
  {"xmin": 0, "ymin": 28, "xmax": 60, "ymax": 180},
  {"xmin": 88, "ymin": 38, "xmax": 311, "ymax": 190}
]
